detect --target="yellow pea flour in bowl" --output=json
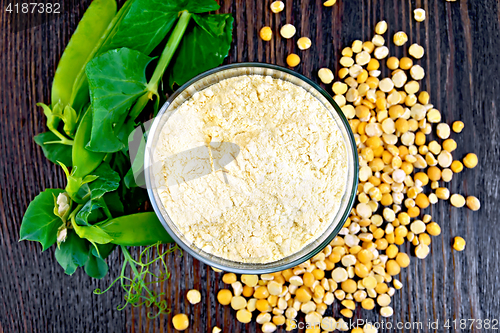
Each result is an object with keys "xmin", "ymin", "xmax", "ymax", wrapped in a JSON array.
[{"xmin": 146, "ymin": 64, "xmax": 358, "ymax": 273}]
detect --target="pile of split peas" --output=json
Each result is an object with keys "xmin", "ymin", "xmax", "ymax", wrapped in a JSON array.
[{"xmin": 171, "ymin": 2, "xmax": 480, "ymax": 332}]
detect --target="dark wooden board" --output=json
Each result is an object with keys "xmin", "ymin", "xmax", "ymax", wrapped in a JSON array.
[{"xmin": 1, "ymin": 0, "xmax": 499, "ymax": 332}]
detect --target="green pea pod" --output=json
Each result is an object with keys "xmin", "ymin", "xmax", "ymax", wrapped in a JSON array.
[
  {"xmin": 72, "ymin": 107, "xmax": 105, "ymax": 178},
  {"xmin": 98, "ymin": 212, "xmax": 173, "ymax": 246},
  {"xmin": 69, "ymin": 0, "xmax": 135, "ymax": 112},
  {"xmin": 51, "ymin": 0, "xmax": 117, "ymax": 108}
]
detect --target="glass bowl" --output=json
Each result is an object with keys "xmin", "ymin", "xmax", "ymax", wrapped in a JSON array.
[{"xmin": 145, "ymin": 63, "xmax": 358, "ymax": 274}]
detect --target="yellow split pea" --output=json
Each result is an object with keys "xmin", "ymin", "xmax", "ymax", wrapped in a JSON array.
[
  {"xmin": 453, "ymin": 121, "xmax": 464, "ymax": 133},
  {"xmin": 172, "ymin": 314, "xmax": 189, "ymax": 331},
  {"xmin": 463, "ymin": 153, "xmax": 478, "ymax": 168},
  {"xmin": 453, "ymin": 237, "xmax": 466, "ymax": 251},
  {"xmin": 375, "ymin": 20, "xmax": 388, "ymax": 34},
  {"xmin": 186, "ymin": 289, "xmax": 201, "ymax": 304},
  {"xmin": 414, "ymin": 8, "xmax": 426, "ymax": 22},
  {"xmin": 323, "ymin": 0, "xmax": 337, "ymax": 6},
  {"xmin": 393, "ymin": 31, "xmax": 408, "ymax": 46},
  {"xmin": 270, "ymin": 1, "xmax": 284, "ymax": 13},
  {"xmin": 286, "ymin": 54, "xmax": 301, "ymax": 67},
  {"xmin": 259, "ymin": 27, "xmax": 272, "ymax": 41},
  {"xmin": 409, "ymin": 43, "xmax": 425, "ymax": 59},
  {"xmin": 297, "ymin": 37, "xmax": 312, "ymax": 50},
  {"xmin": 318, "ymin": 68, "xmax": 334, "ymax": 84},
  {"xmin": 280, "ymin": 24, "xmax": 296, "ymax": 39},
  {"xmin": 466, "ymin": 196, "xmax": 481, "ymax": 211}
]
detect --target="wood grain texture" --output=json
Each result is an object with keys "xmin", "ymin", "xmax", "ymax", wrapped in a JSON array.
[{"xmin": 1, "ymin": 0, "xmax": 499, "ymax": 332}]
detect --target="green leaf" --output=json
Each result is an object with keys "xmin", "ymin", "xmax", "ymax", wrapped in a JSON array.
[
  {"xmin": 86, "ymin": 48, "xmax": 152, "ymax": 153},
  {"xmin": 76, "ymin": 199, "xmax": 105, "ymax": 226},
  {"xmin": 72, "ymin": 222, "xmax": 114, "ymax": 245},
  {"xmin": 75, "ymin": 191, "xmax": 123, "ymax": 226},
  {"xmin": 106, "ymin": 0, "xmax": 220, "ymax": 55},
  {"xmin": 67, "ymin": 182, "xmax": 91, "ymax": 204},
  {"xmin": 84, "ymin": 250, "xmax": 109, "ymax": 279},
  {"xmin": 34, "ymin": 132, "xmax": 72, "ymax": 167},
  {"xmin": 88, "ymin": 163, "xmax": 121, "ymax": 200},
  {"xmin": 168, "ymin": 13, "xmax": 233, "ymax": 88},
  {"xmin": 103, "ymin": 191, "xmax": 124, "ymax": 215},
  {"xmin": 75, "ymin": 163, "xmax": 120, "ymax": 225},
  {"xmin": 71, "ymin": 160, "xmax": 119, "ymax": 223},
  {"xmin": 92, "ymin": 243, "xmax": 115, "ymax": 260},
  {"xmin": 82, "ymin": 175, "xmax": 99, "ymax": 184},
  {"xmin": 179, "ymin": 0, "xmax": 221, "ymax": 13},
  {"xmin": 20, "ymin": 189, "xmax": 64, "ymax": 251},
  {"xmin": 54, "ymin": 231, "xmax": 89, "ymax": 275},
  {"xmin": 116, "ymin": 118, "xmax": 137, "ymax": 152},
  {"xmin": 110, "ymin": 150, "xmax": 131, "ymax": 178}
]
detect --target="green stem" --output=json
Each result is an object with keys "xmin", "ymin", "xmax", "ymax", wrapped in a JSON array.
[
  {"xmin": 103, "ymin": 153, "xmax": 111, "ymax": 163},
  {"xmin": 49, "ymin": 128, "xmax": 74, "ymax": 145},
  {"xmin": 148, "ymin": 10, "xmax": 192, "ymax": 93},
  {"xmin": 100, "ymin": 198, "xmax": 113, "ymax": 219},
  {"xmin": 128, "ymin": 92, "xmax": 152, "ymax": 121},
  {"xmin": 121, "ymin": 245, "xmax": 153, "ymax": 298},
  {"xmin": 67, "ymin": 204, "xmax": 84, "ymax": 228},
  {"xmin": 128, "ymin": 11, "xmax": 191, "ymax": 121}
]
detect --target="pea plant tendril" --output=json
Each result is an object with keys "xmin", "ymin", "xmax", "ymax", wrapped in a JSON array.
[{"xmin": 94, "ymin": 243, "xmax": 181, "ymax": 318}]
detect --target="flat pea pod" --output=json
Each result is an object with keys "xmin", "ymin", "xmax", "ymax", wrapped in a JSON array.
[
  {"xmin": 72, "ymin": 107, "xmax": 105, "ymax": 178},
  {"xmin": 51, "ymin": 0, "xmax": 117, "ymax": 108},
  {"xmin": 98, "ymin": 212, "xmax": 173, "ymax": 246},
  {"xmin": 69, "ymin": 0, "xmax": 135, "ymax": 112}
]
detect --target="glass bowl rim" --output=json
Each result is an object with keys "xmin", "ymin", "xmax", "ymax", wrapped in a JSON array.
[{"xmin": 145, "ymin": 62, "xmax": 359, "ymax": 274}]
